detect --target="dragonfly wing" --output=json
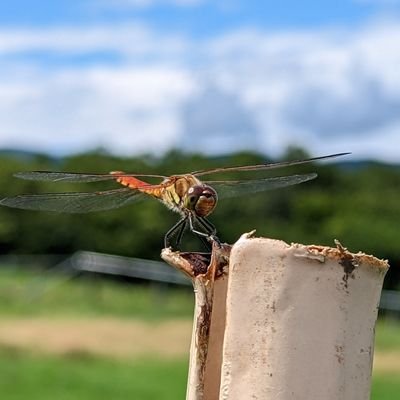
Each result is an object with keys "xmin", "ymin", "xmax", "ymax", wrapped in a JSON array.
[
  {"xmin": 14, "ymin": 171, "xmax": 166, "ymax": 183},
  {"xmin": 192, "ymin": 152, "xmax": 350, "ymax": 176},
  {"xmin": 0, "ymin": 188, "xmax": 145, "ymax": 213},
  {"xmin": 207, "ymin": 173, "xmax": 317, "ymax": 199}
]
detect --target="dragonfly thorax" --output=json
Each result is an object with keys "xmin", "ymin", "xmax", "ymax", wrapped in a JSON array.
[{"xmin": 184, "ymin": 184, "xmax": 218, "ymax": 217}]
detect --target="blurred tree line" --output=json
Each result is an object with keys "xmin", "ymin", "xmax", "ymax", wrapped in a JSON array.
[{"xmin": 0, "ymin": 148, "xmax": 399, "ymax": 287}]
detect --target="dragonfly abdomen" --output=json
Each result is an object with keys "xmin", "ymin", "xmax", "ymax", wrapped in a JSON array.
[
  {"xmin": 111, "ymin": 171, "xmax": 166, "ymax": 203},
  {"xmin": 110, "ymin": 171, "xmax": 149, "ymax": 189}
]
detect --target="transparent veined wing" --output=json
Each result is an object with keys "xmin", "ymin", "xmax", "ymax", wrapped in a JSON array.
[
  {"xmin": 0, "ymin": 188, "xmax": 145, "ymax": 213},
  {"xmin": 14, "ymin": 171, "xmax": 166, "ymax": 183},
  {"xmin": 207, "ymin": 173, "xmax": 317, "ymax": 199},
  {"xmin": 192, "ymin": 152, "xmax": 350, "ymax": 177}
]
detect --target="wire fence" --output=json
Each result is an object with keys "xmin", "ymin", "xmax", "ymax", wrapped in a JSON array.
[{"xmin": 0, "ymin": 252, "xmax": 399, "ymax": 316}]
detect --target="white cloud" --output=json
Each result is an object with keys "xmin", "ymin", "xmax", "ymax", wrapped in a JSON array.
[
  {"xmin": 0, "ymin": 65, "xmax": 196, "ymax": 155},
  {"xmin": 0, "ymin": 24, "xmax": 188, "ymax": 60},
  {"xmin": 0, "ymin": 19, "xmax": 399, "ymax": 161},
  {"xmin": 180, "ymin": 84, "xmax": 261, "ymax": 154},
  {"xmin": 200, "ymin": 22, "xmax": 400, "ymax": 160}
]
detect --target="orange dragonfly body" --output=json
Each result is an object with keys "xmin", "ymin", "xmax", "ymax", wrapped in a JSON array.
[{"xmin": 0, "ymin": 153, "xmax": 349, "ymax": 248}]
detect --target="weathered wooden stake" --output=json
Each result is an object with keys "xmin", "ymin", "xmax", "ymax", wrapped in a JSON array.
[{"xmin": 161, "ymin": 243, "xmax": 231, "ymax": 400}]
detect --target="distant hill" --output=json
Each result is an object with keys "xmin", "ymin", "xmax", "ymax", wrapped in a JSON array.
[{"xmin": 0, "ymin": 148, "xmax": 59, "ymax": 162}]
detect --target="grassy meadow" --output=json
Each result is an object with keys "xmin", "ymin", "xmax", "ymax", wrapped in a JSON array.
[{"xmin": 0, "ymin": 266, "xmax": 399, "ymax": 399}]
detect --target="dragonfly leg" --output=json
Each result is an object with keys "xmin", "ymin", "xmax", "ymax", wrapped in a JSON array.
[
  {"xmin": 164, "ymin": 216, "xmax": 188, "ymax": 248},
  {"xmin": 197, "ymin": 216, "xmax": 216, "ymax": 235},
  {"xmin": 188, "ymin": 214, "xmax": 221, "ymax": 248},
  {"xmin": 197, "ymin": 216, "xmax": 221, "ymax": 247},
  {"xmin": 193, "ymin": 217, "xmax": 214, "ymax": 251},
  {"xmin": 165, "ymin": 214, "xmax": 220, "ymax": 250},
  {"xmin": 175, "ymin": 218, "xmax": 188, "ymax": 248}
]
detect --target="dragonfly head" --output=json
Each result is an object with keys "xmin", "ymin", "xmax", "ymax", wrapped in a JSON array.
[{"xmin": 184, "ymin": 185, "xmax": 218, "ymax": 217}]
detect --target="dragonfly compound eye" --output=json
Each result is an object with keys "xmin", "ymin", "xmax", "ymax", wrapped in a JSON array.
[{"xmin": 185, "ymin": 185, "xmax": 217, "ymax": 217}]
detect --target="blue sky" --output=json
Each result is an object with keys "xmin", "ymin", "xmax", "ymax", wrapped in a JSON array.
[
  {"xmin": 0, "ymin": 0, "xmax": 399, "ymax": 160},
  {"xmin": 0, "ymin": 1, "xmax": 397, "ymax": 30}
]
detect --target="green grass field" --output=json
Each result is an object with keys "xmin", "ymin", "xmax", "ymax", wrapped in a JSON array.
[
  {"xmin": 371, "ymin": 374, "xmax": 400, "ymax": 400},
  {"xmin": 0, "ymin": 347, "xmax": 187, "ymax": 400},
  {"xmin": 0, "ymin": 267, "xmax": 194, "ymax": 319},
  {"xmin": 0, "ymin": 266, "xmax": 399, "ymax": 399},
  {"xmin": 0, "ymin": 345, "xmax": 398, "ymax": 400}
]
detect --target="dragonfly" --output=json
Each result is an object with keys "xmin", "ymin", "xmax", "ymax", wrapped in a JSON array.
[{"xmin": 0, "ymin": 152, "xmax": 349, "ymax": 249}]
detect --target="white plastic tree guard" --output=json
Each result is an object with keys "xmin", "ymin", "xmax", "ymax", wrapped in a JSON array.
[{"xmin": 161, "ymin": 232, "xmax": 389, "ymax": 400}]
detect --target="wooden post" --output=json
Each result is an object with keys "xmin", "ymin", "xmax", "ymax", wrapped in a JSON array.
[{"xmin": 161, "ymin": 243, "xmax": 231, "ymax": 400}]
